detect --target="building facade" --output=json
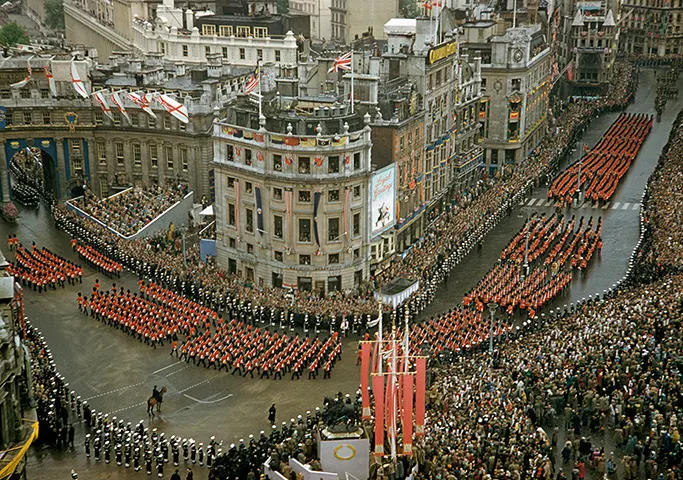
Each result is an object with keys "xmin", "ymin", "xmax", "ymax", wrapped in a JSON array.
[
  {"xmin": 462, "ymin": 23, "xmax": 550, "ymax": 170},
  {"xmin": 213, "ymin": 102, "xmax": 373, "ymax": 294},
  {"xmin": 620, "ymin": 0, "xmax": 683, "ymax": 56},
  {"xmin": 370, "ymin": 87, "xmax": 426, "ymax": 254},
  {"xmin": 0, "ymin": 252, "xmax": 36, "ymax": 480},
  {"xmin": 561, "ymin": 1, "xmax": 618, "ymax": 95},
  {"xmin": 0, "ymin": 53, "xmax": 241, "ymax": 204},
  {"xmin": 65, "ymin": 0, "xmax": 306, "ymax": 65}
]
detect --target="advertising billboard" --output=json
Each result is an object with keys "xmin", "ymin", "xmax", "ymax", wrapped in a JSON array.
[{"xmin": 370, "ymin": 164, "xmax": 396, "ymax": 237}]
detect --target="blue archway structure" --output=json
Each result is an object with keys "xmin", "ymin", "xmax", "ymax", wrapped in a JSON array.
[{"xmin": 5, "ymin": 138, "xmax": 60, "ymax": 200}]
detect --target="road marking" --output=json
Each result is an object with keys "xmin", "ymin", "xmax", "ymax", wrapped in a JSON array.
[
  {"xmin": 165, "ymin": 365, "xmax": 191, "ymax": 377},
  {"xmin": 83, "ymin": 382, "xmax": 146, "ymax": 401},
  {"xmin": 612, "ymin": 202, "xmax": 620, "ymax": 209},
  {"xmin": 591, "ymin": 203, "xmax": 599, "ymax": 209},
  {"xmin": 527, "ymin": 198, "xmax": 537, "ymax": 206},
  {"xmin": 153, "ymin": 362, "xmax": 182, "ymax": 374},
  {"xmin": 544, "ymin": 200, "xmax": 554, "ymax": 207},
  {"xmin": 632, "ymin": 203, "xmax": 640, "ymax": 210},
  {"xmin": 602, "ymin": 202, "xmax": 611, "ymax": 210},
  {"xmin": 178, "ymin": 373, "xmax": 223, "ymax": 394},
  {"xmin": 183, "ymin": 393, "xmax": 234, "ymax": 404},
  {"xmin": 622, "ymin": 202, "xmax": 630, "ymax": 210},
  {"xmin": 106, "ymin": 401, "xmax": 147, "ymax": 415}
]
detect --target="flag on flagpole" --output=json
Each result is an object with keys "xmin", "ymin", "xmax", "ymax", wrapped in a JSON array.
[
  {"xmin": 10, "ymin": 75, "xmax": 31, "ymax": 89},
  {"xmin": 156, "ymin": 94, "xmax": 189, "ymax": 124},
  {"xmin": 128, "ymin": 92, "xmax": 157, "ymax": 118},
  {"xmin": 44, "ymin": 65, "xmax": 57, "ymax": 97},
  {"xmin": 110, "ymin": 91, "xmax": 131, "ymax": 123},
  {"xmin": 11, "ymin": 59, "xmax": 32, "ymax": 89},
  {"xmin": 70, "ymin": 61, "xmax": 89, "ymax": 98},
  {"xmin": 244, "ymin": 65, "xmax": 260, "ymax": 95},
  {"xmin": 328, "ymin": 52, "xmax": 352, "ymax": 73},
  {"xmin": 93, "ymin": 90, "xmax": 115, "ymax": 120}
]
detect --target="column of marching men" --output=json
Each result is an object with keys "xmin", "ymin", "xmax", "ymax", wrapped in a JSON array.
[
  {"xmin": 73, "ymin": 240, "xmax": 123, "ymax": 278},
  {"xmin": 463, "ymin": 213, "xmax": 602, "ymax": 319},
  {"xmin": 77, "ymin": 280, "xmax": 343, "ymax": 380},
  {"xmin": 549, "ymin": 113, "xmax": 654, "ymax": 205},
  {"xmin": 6, "ymin": 241, "xmax": 83, "ymax": 291}
]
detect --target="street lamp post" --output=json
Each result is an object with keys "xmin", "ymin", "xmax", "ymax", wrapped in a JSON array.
[
  {"xmin": 521, "ymin": 207, "xmax": 531, "ymax": 278},
  {"xmin": 487, "ymin": 301, "xmax": 498, "ymax": 361}
]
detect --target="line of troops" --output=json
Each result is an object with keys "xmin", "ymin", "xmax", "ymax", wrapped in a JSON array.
[
  {"xmin": 176, "ymin": 323, "xmax": 343, "ymax": 380},
  {"xmin": 7, "ymin": 242, "xmax": 83, "ymax": 292},
  {"xmin": 78, "ymin": 281, "xmax": 343, "ymax": 379},
  {"xmin": 73, "ymin": 240, "xmax": 123, "ymax": 277}
]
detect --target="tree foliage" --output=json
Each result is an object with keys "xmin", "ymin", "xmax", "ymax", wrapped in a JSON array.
[
  {"xmin": 44, "ymin": 0, "xmax": 65, "ymax": 29},
  {"xmin": 277, "ymin": 0, "xmax": 289, "ymax": 14},
  {"xmin": 400, "ymin": 0, "xmax": 420, "ymax": 18},
  {"xmin": 0, "ymin": 22, "xmax": 29, "ymax": 46}
]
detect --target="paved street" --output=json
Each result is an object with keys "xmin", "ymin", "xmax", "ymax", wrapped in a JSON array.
[
  {"xmin": 3, "ymin": 67, "xmax": 680, "ymax": 479},
  {"xmin": 421, "ymin": 67, "xmax": 683, "ymax": 319}
]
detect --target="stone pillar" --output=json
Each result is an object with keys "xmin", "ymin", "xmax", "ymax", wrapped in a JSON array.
[
  {"xmin": 54, "ymin": 137, "xmax": 66, "ymax": 200},
  {"xmin": 141, "ymin": 140, "xmax": 150, "ymax": 185},
  {"xmin": 0, "ymin": 145, "xmax": 10, "ymax": 202}
]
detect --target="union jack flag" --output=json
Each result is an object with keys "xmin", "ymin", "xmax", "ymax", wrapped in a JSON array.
[
  {"xmin": 244, "ymin": 66, "xmax": 260, "ymax": 95},
  {"xmin": 328, "ymin": 52, "xmax": 352, "ymax": 73}
]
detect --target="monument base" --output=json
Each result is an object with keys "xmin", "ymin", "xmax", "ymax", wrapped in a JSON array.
[{"xmin": 317, "ymin": 428, "xmax": 369, "ymax": 480}]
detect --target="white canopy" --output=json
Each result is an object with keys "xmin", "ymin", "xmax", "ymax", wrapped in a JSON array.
[{"xmin": 199, "ymin": 205, "xmax": 214, "ymax": 216}]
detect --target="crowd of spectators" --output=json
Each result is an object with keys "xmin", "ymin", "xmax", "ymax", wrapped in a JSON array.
[{"xmin": 75, "ymin": 184, "xmax": 188, "ymax": 237}]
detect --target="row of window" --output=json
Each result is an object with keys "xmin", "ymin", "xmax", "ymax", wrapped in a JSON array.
[
  {"xmin": 226, "ymin": 207, "xmax": 362, "ymax": 243},
  {"xmin": 227, "ymin": 177, "xmax": 363, "ymax": 204},
  {"xmin": 201, "ymin": 25, "xmax": 269, "ymax": 38},
  {"xmin": 96, "ymin": 141, "xmax": 189, "ymax": 171},
  {"xmin": 0, "ymin": 89, "xmax": 51, "ymax": 100},
  {"xmin": 225, "ymin": 146, "xmax": 363, "ymax": 174},
  {"xmin": 174, "ymin": 43, "xmax": 282, "ymax": 63}
]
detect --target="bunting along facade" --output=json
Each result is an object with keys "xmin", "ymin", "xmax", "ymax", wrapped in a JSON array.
[
  {"xmin": 10, "ymin": 59, "xmax": 32, "ymax": 89},
  {"xmin": 110, "ymin": 91, "xmax": 131, "ymax": 123},
  {"xmin": 128, "ymin": 92, "xmax": 157, "ymax": 118},
  {"xmin": 93, "ymin": 90, "xmax": 115, "ymax": 120},
  {"xmin": 44, "ymin": 65, "xmax": 57, "ymax": 97},
  {"xmin": 71, "ymin": 61, "xmax": 89, "ymax": 98},
  {"xmin": 157, "ymin": 94, "xmax": 189, "ymax": 124}
]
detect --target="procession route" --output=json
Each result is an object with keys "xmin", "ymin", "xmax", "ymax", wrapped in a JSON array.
[
  {"xmin": 183, "ymin": 393, "xmax": 234, "ymax": 404},
  {"xmin": 82, "ymin": 382, "xmax": 147, "ymax": 402}
]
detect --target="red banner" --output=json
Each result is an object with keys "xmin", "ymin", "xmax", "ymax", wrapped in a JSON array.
[
  {"xmin": 372, "ymin": 375, "xmax": 385, "ymax": 456},
  {"xmin": 415, "ymin": 357, "xmax": 426, "ymax": 435},
  {"xmin": 361, "ymin": 342, "xmax": 371, "ymax": 419},
  {"xmin": 403, "ymin": 373, "xmax": 414, "ymax": 455}
]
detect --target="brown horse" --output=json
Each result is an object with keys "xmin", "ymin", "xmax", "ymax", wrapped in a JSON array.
[{"xmin": 147, "ymin": 386, "xmax": 166, "ymax": 416}]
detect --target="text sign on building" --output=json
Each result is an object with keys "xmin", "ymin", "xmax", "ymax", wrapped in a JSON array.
[
  {"xmin": 370, "ymin": 164, "xmax": 397, "ymax": 237},
  {"xmin": 427, "ymin": 41, "xmax": 458, "ymax": 65}
]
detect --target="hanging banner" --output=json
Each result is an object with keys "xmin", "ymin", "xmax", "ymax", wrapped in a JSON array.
[
  {"xmin": 234, "ymin": 180, "xmax": 241, "ymax": 236},
  {"xmin": 343, "ymin": 187, "xmax": 351, "ymax": 244},
  {"xmin": 361, "ymin": 342, "xmax": 371, "ymax": 419},
  {"xmin": 370, "ymin": 164, "xmax": 397, "ymax": 237},
  {"xmin": 372, "ymin": 375, "xmax": 385, "ymax": 456},
  {"xmin": 313, "ymin": 191, "xmax": 322, "ymax": 247},
  {"xmin": 403, "ymin": 373, "xmax": 414, "ymax": 455},
  {"xmin": 284, "ymin": 188, "xmax": 293, "ymax": 248},
  {"xmin": 415, "ymin": 357, "xmax": 426, "ymax": 435},
  {"xmin": 255, "ymin": 186, "xmax": 264, "ymax": 236}
]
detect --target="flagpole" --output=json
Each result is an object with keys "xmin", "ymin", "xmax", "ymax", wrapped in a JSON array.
[
  {"xmin": 257, "ymin": 57, "xmax": 263, "ymax": 121},
  {"xmin": 350, "ymin": 51, "xmax": 354, "ymax": 114},
  {"xmin": 378, "ymin": 298, "xmax": 383, "ymax": 376}
]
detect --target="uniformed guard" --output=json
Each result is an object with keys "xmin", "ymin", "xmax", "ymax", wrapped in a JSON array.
[{"xmin": 84, "ymin": 434, "xmax": 91, "ymax": 458}]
